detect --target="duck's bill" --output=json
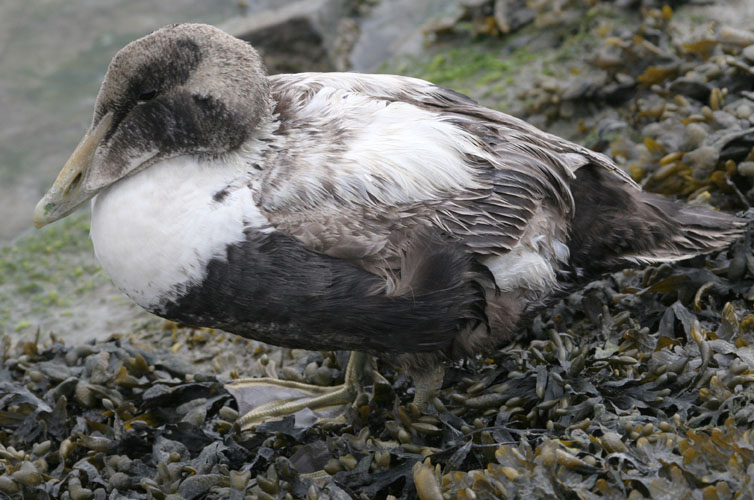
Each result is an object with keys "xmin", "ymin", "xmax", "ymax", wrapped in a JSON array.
[{"xmin": 33, "ymin": 112, "xmax": 113, "ymax": 229}]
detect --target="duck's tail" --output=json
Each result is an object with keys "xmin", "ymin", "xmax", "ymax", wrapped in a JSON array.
[{"xmin": 567, "ymin": 164, "xmax": 746, "ymax": 275}]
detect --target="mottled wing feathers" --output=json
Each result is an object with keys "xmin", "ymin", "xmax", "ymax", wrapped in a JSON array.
[
  {"xmin": 270, "ymin": 72, "xmax": 638, "ymax": 187},
  {"xmin": 262, "ymin": 73, "xmax": 596, "ymax": 260}
]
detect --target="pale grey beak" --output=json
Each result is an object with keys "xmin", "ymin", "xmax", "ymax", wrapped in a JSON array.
[{"xmin": 33, "ymin": 112, "xmax": 113, "ymax": 228}]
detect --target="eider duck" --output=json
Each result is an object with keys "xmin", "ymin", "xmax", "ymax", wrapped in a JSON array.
[{"xmin": 34, "ymin": 23, "xmax": 744, "ymax": 429}]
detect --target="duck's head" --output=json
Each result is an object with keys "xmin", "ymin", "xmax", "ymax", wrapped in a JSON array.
[{"xmin": 34, "ymin": 23, "xmax": 270, "ymax": 228}]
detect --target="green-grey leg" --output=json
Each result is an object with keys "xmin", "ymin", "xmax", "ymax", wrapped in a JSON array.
[
  {"xmin": 412, "ymin": 364, "xmax": 445, "ymax": 411},
  {"xmin": 230, "ymin": 351, "xmax": 369, "ymax": 431}
]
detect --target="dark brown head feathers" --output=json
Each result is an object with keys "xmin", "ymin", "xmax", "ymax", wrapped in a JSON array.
[{"xmin": 85, "ymin": 23, "xmax": 272, "ymax": 192}]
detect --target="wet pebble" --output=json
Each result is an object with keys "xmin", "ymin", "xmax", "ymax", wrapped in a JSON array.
[
  {"xmin": 109, "ymin": 472, "xmax": 131, "ymax": 491},
  {"xmin": 669, "ymin": 78, "xmax": 711, "ymax": 101},
  {"xmin": 32, "ymin": 440, "xmax": 51, "ymax": 457},
  {"xmin": 311, "ymin": 365, "xmax": 334, "ymax": 386},
  {"xmin": 0, "ymin": 476, "xmax": 19, "ymax": 495},
  {"xmin": 737, "ymin": 161, "xmax": 754, "ymax": 176},
  {"xmin": 719, "ymin": 26, "xmax": 754, "ymax": 47},
  {"xmin": 684, "ymin": 145, "xmax": 719, "ymax": 177},
  {"xmin": 735, "ymin": 103, "xmax": 753, "ymax": 119},
  {"xmin": 712, "ymin": 110, "xmax": 739, "ymax": 129},
  {"xmin": 68, "ymin": 477, "xmax": 93, "ymax": 500},
  {"xmin": 11, "ymin": 461, "xmax": 41, "ymax": 486},
  {"xmin": 743, "ymin": 44, "xmax": 754, "ymax": 63}
]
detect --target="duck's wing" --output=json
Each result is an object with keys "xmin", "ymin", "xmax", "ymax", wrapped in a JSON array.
[{"xmin": 259, "ymin": 73, "xmax": 632, "ymax": 267}]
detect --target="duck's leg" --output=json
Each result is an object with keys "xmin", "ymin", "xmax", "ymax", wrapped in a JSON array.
[
  {"xmin": 412, "ymin": 364, "xmax": 445, "ymax": 411},
  {"xmin": 227, "ymin": 351, "xmax": 370, "ymax": 432}
]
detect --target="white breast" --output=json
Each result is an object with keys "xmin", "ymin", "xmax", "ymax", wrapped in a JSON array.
[{"xmin": 90, "ymin": 156, "xmax": 270, "ymax": 310}]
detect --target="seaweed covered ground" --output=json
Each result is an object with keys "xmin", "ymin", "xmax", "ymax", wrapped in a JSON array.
[{"xmin": 4, "ymin": 1, "xmax": 754, "ymax": 499}]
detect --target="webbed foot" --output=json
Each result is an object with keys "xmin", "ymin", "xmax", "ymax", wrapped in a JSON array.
[{"xmin": 227, "ymin": 351, "xmax": 373, "ymax": 431}]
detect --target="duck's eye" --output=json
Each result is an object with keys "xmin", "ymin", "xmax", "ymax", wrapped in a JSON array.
[{"xmin": 137, "ymin": 89, "xmax": 157, "ymax": 102}]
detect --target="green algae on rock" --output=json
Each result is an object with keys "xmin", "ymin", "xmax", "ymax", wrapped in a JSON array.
[{"xmin": 0, "ymin": 211, "xmax": 150, "ymax": 340}]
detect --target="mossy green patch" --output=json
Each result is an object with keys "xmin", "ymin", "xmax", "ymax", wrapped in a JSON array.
[
  {"xmin": 380, "ymin": 10, "xmax": 604, "ymax": 115},
  {"xmin": 0, "ymin": 211, "xmax": 97, "ymax": 325},
  {"xmin": 385, "ymin": 41, "xmax": 537, "ymax": 90},
  {"xmin": 15, "ymin": 320, "xmax": 31, "ymax": 332}
]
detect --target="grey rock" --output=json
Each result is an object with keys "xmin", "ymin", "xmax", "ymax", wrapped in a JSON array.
[
  {"xmin": 684, "ymin": 123, "xmax": 710, "ymax": 150},
  {"xmin": 108, "ymin": 472, "xmax": 131, "ymax": 491},
  {"xmin": 736, "ymin": 103, "xmax": 753, "ymax": 119},
  {"xmin": 152, "ymin": 436, "xmax": 190, "ymax": 465},
  {"xmin": 0, "ymin": 477, "xmax": 18, "ymax": 495},
  {"xmin": 668, "ymin": 78, "xmax": 711, "ymax": 102},
  {"xmin": 737, "ymin": 161, "xmax": 754, "ymax": 177},
  {"xmin": 719, "ymin": 26, "xmax": 754, "ymax": 47},
  {"xmin": 655, "ymin": 122, "xmax": 688, "ymax": 152},
  {"xmin": 178, "ymin": 474, "xmax": 227, "ymax": 500},
  {"xmin": 221, "ymin": 0, "xmax": 351, "ymax": 73},
  {"xmin": 36, "ymin": 360, "xmax": 72, "ymax": 382},
  {"xmin": 181, "ymin": 404, "xmax": 208, "ymax": 426},
  {"xmin": 85, "ymin": 351, "xmax": 111, "ymax": 385},
  {"xmin": 684, "ymin": 145, "xmax": 719, "ymax": 178},
  {"xmin": 744, "ymin": 44, "xmax": 754, "ymax": 63},
  {"xmin": 712, "ymin": 110, "xmax": 741, "ymax": 130},
  {"xmin": 494, "ymin": 0, "xmax": 536, "ymax": 34},
  {"xmin": 351, "ymin": 0, "xmax": 462, "ymax": 71},
  {"xmin": 11, "ymin": 461, "xmax": 41, "ymax": 486}
]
